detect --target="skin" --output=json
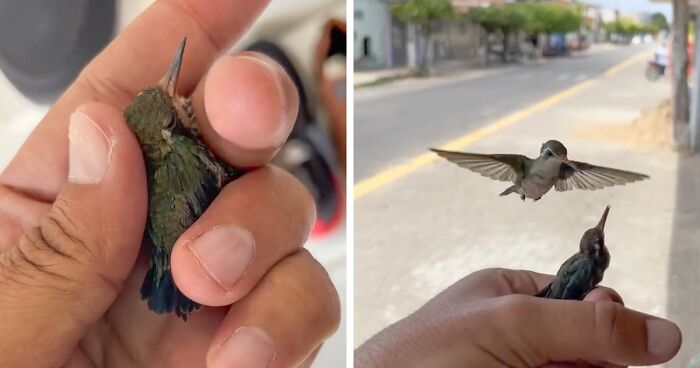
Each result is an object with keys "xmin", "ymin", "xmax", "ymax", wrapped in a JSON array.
[
  {"xmin": 0, "ymin": 0, "xmax": 339, "ymax": 367},
  {"xmin": 356, "ymin": 269, "xmax": 682, "ymax": 368}
]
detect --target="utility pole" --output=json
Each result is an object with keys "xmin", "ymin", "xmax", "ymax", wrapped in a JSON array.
[{"xmin": 672, "ymin": 0, "xmax": 690, "ymax": 149}]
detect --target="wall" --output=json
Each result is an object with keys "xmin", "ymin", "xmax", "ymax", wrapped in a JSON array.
[{"xmin": 354, "ymin": 0, "xmax": 391, "ymax": 69}]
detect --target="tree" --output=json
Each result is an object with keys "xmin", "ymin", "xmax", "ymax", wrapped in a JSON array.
[
  {"xmin": 467, "ymin": 5, "xmax": 526, "ymax": 61},
  {"xmin": 467, "ymin": 3, "xmax": 583, "ymax": 59},
  {"xmin": 650, "ymin": 12, "xmax": 669, "ymax": 32},
  {"xmin": 521, "ymin": 3, "xmax": 582, "ymax": 50},
  {"xmin": 392, "ymin": 0, "xmax": 455, "ymax": 74}
]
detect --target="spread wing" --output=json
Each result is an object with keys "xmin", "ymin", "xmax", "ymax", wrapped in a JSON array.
[
  {"xmin": 430, "ymin": 148, "xmax": 528, "ymax": 182},
  {"xmin": 555, "ymin": 160, "xmax": 649, "ymax": 191}
]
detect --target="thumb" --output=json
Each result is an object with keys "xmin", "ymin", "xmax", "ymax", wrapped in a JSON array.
[
  {"xmin": 0, "ymin": 102, "xmax": 147, "ymax": 367},
  {"xmin": 506, "ymin": 296, "xmax": 682, "ymax": 366}
]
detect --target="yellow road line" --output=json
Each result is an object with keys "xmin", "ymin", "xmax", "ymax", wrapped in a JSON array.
[
  {"xmin": 354, "ymin": 49, "xmax": 650, "ymax": 200},
  {"xmin": 354, "ymin": 79, "xmax": 597, "ymax": 199},
  {"xmin": 604, "ymin": 49, "xmax": 651, "ymax": 77}
]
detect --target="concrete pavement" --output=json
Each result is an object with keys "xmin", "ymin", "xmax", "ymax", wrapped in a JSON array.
[{"xmin": 354, "ymin": 50, "xmax": 700, "ymax": 367}]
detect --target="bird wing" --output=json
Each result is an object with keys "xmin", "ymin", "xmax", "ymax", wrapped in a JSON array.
[
  {"xmin": 547, "ymin": 254, "xmax": 589, "ymax": 299},
  {"xmin": 147, "ymin": 136, "xmax": 221, "ymax": 251},
  {"xmin": 555, "ymin": 160, "xmax": 649, "ymax": 191},
  {"xmin": 560, "ymin": 259, "xmax": 596, "ymax": 300},
  {"xmin": 430, "ymin": 148, "xmax": 527, "ymax": 183}
]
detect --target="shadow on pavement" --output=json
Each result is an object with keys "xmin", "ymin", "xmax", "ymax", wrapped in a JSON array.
[{"xmin": 666, "ymin": 153, "xmax": 700, "ymax": 367}]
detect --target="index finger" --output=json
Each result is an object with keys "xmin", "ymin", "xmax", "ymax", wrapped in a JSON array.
[
  {"xmin": 1, "ymin": 0, "xmax": 269, "ymax": 201},
  {"xmin": 457, "ymin": 268, "xmax": 554, "ymax": 300}
]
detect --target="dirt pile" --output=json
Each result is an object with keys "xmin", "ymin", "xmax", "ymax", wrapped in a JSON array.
[{"xmin": 576, "ymin": 99, "xmax": 673, "ymax": 150}]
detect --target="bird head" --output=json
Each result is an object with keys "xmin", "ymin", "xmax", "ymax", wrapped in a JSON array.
[
  {"xmin": 580, "ymin": 205, "xmax": 610, "ymax": 258},
  {"xmin": 540, "ymin": 140, "xmax": 580, "ymax": 170},
  {"xmin": 124, "ymin": 37, "xmax": 187, "ymax": 160},
  {"xmin": 541, "ymin": 140, "xmax": 567, "ymax": 156}
]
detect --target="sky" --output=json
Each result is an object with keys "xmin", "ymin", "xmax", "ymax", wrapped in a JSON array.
[{"xmin": 588, "ymin": 0, "xmax": 673, "ymax": 19}]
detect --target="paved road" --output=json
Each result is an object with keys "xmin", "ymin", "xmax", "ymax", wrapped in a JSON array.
[
  {"xmin": 354, "ymin": 45, "xmax": 651, "ymax": 180},
  {"xmin": 354, "ymin": 48, "xmax": 700, "ymax": 368}
]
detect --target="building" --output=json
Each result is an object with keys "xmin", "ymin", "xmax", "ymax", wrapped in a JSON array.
[{"xmin": 353, "ymin": 0, "xmax": 408, "ymax": 69}]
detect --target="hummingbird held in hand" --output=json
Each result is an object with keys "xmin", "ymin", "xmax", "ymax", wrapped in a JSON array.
[
  {"xmin": 124, "ymin": 38, "xmax": 241, "ymax": 319},
  {"xmin": 536, "ymin": 206, "xmax": 611, "ymax": 300},
  {"xmin": 430, "ymin": 140, "xmax": 649, "ymax": 201}
]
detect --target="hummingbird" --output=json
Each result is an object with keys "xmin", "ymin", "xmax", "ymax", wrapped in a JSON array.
[
  {"xmin": 430, "ymin": 140, "xmax": 649, "ymax": 201},
  {"xmin": 536, "ymin": 206, "xmax": 611, "ymax": 300},
  {"xmin": 124, "ymin": 38, "xmax": 241, "ymax": 319}
]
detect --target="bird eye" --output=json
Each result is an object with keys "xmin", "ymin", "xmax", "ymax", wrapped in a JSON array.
[
  {"xmin": 544, "ymin": 150, "xmax": 552, "ymax": 158},
  {"xmin": 163, "ymin": 115, "xmax": 176, "ymax": 131}
]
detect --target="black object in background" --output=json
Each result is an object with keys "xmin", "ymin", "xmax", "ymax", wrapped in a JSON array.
[
  {"xmin": 247, "ymin": 40, "xmax": 343, "ymax": 236},
  {"xmin": 0, "ymin": 0, "xmax": 115, "ymax": 103}
]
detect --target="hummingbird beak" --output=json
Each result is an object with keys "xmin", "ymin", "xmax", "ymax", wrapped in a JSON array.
[
  {"xmin": 597, "ymin": 205, "xmax": 611, "ymax": 231},
  {"xmin": 160, "ymin": 37, "xmax": 187, "ymax": 97}
]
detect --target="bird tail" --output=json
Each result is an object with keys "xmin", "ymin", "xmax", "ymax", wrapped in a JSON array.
[
  {"xmin": 534, "ymin": 283, "xmax": 552, "ymax": 298},
  {"xmin": 499, "ymin": 185, "xmax": 518, "ymax": 197},
  {"xmin": 140, "ymin": 248, "xmax": 200, "ymax": 320}
]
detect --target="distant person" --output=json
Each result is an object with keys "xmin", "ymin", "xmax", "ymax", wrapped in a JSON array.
[{"xmin": 655, "ymin": 40, "xmax": 670, "ymax": 70}]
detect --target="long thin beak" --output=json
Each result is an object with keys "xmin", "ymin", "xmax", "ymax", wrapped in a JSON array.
[
  {"xmin": 160, "ymin": 37, "xmax": 187, "ymax": 97},
  {"xmin": 597, "ymin": 205, "xmax": 611, "ymax": 230}
]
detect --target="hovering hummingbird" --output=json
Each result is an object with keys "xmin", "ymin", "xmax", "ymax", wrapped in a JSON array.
[
  {"xmin": 430, "ymin": 140, "xmax": 649, "ymax": 201},
  {"xmin": 124, "ymin": 38, "xmax": 241, "ymax": 319},
  {"xmin": 536, "ymin": 206, "xmax": 611, "ymax": 300}
]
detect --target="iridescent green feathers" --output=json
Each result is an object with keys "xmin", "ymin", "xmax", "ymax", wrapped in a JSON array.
[
  {"xmin": 124, "ymin": 38, "xmax": 241, "ymax": 319},
  {"xmin": 139, "ymin": 135, "xmax": 225, "ymax": 318}
]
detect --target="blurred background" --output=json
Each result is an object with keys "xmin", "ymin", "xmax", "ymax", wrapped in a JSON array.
[
  {"xmin": 354, "ymin": 1, "xmax": 700, "ymax": 367},
  {"xmin": 0, "ymin": 0, "xmax": 346, "ymax": 366}
]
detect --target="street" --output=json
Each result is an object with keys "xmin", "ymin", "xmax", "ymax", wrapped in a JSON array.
[
  {"xmin": 356, "ymin": 45, "xmax": 650, "ymax": 180},
  {"xmin": 354, "ymin": 45, "xmax": 700, "ymax": 368}
]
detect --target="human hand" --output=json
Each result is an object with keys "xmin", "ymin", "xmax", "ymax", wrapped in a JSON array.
[
  {"xmin": 355, "ymin": 268, "xmax": 681, "ymax": 368},
  {"xmin": 0, "ymin": 1, "xmax": 339, "ymax": 367}
]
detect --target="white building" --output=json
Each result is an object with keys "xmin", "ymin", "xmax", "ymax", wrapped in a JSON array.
[{"xmin": 354, "ymin": 0, "xmax": 408, "ymax": 69}]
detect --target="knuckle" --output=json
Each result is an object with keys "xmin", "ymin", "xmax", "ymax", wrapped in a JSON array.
[
  {"xmin": 42, "ymin": 201, "xmax": 98, "ymax": 263},
  {"xmin": 496, "ymin": 294, "xmax": 532, "ymax": 318},
  {"xmin": 490, "ymin": 294, "xmax": 535, "ymax": 331},
  {"xmin": 592, "ymin": 300, "xmax": 624, "ymax": 346},
  {"xmin": 276, "ymin": 250, "xmax": 341, "ymax": 337},
  {"xmin": 0, "ymin": 226, "xmax": 81, "ymax": 295},
  {"xmin": 76, "ymin": 69, "xmax": 132, "ymax": 104},
  {"xmin": 468, "ymin": 267, "xmax": 508, "ymax": 284},
  {"xmin": 472, "ymin": 267, "xmax": 505, "ymax": 278},
  {"xmin": 305, "ymin": 255, "xmax": 342, "ymax": 335}
]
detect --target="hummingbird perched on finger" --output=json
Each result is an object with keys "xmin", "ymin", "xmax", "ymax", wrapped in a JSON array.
[
  {"xmin": 124, "ymin": 38, "xmax": 242, "ymax": 319},
  {"xmin": 430, "ymin": 140, "xmax": 649, "ymax": 201},
  {"xmin": 536, "ymin": 206, "xmax": 611, "ymax": 300}
]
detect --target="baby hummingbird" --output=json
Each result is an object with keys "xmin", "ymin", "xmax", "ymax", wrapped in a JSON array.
[
  {"xmin": 536, "ymin": 206, "xmax": 611, "ymax": 300},
  {"xmin": 124, "ymin": 38, "xmax": 241, "ymax": 319}
]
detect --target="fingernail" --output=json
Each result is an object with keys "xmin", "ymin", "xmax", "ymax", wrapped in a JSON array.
[
  {"xmin": 188, "ymin": 226, "xmax": 255, "ymax": 291},
  {"xmin": 646, "ymin": 319, "xmax": 681, "ymax": 358},
  {"xmin": 238, "ymin": 53, "xmax": 298, "ymax": 143},
  {"xmin": 211, "ymin": 327, "xmax": 276, "ymax": 368},
  {"xmin": 68, "ymin": 112, "xmax": 111, "ymax": 184}
]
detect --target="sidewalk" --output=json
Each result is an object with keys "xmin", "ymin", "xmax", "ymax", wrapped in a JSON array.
[
  {"xmin": 354, "ymin": 43, "xmax": 622, "ymax": 88},
  {"xmin": 354, "ymin": 67, "xmax": 413, "ymax": 87},
  {"xmin": 354, "ymin": 57, "xmax": 700, "ymax": 367}
]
